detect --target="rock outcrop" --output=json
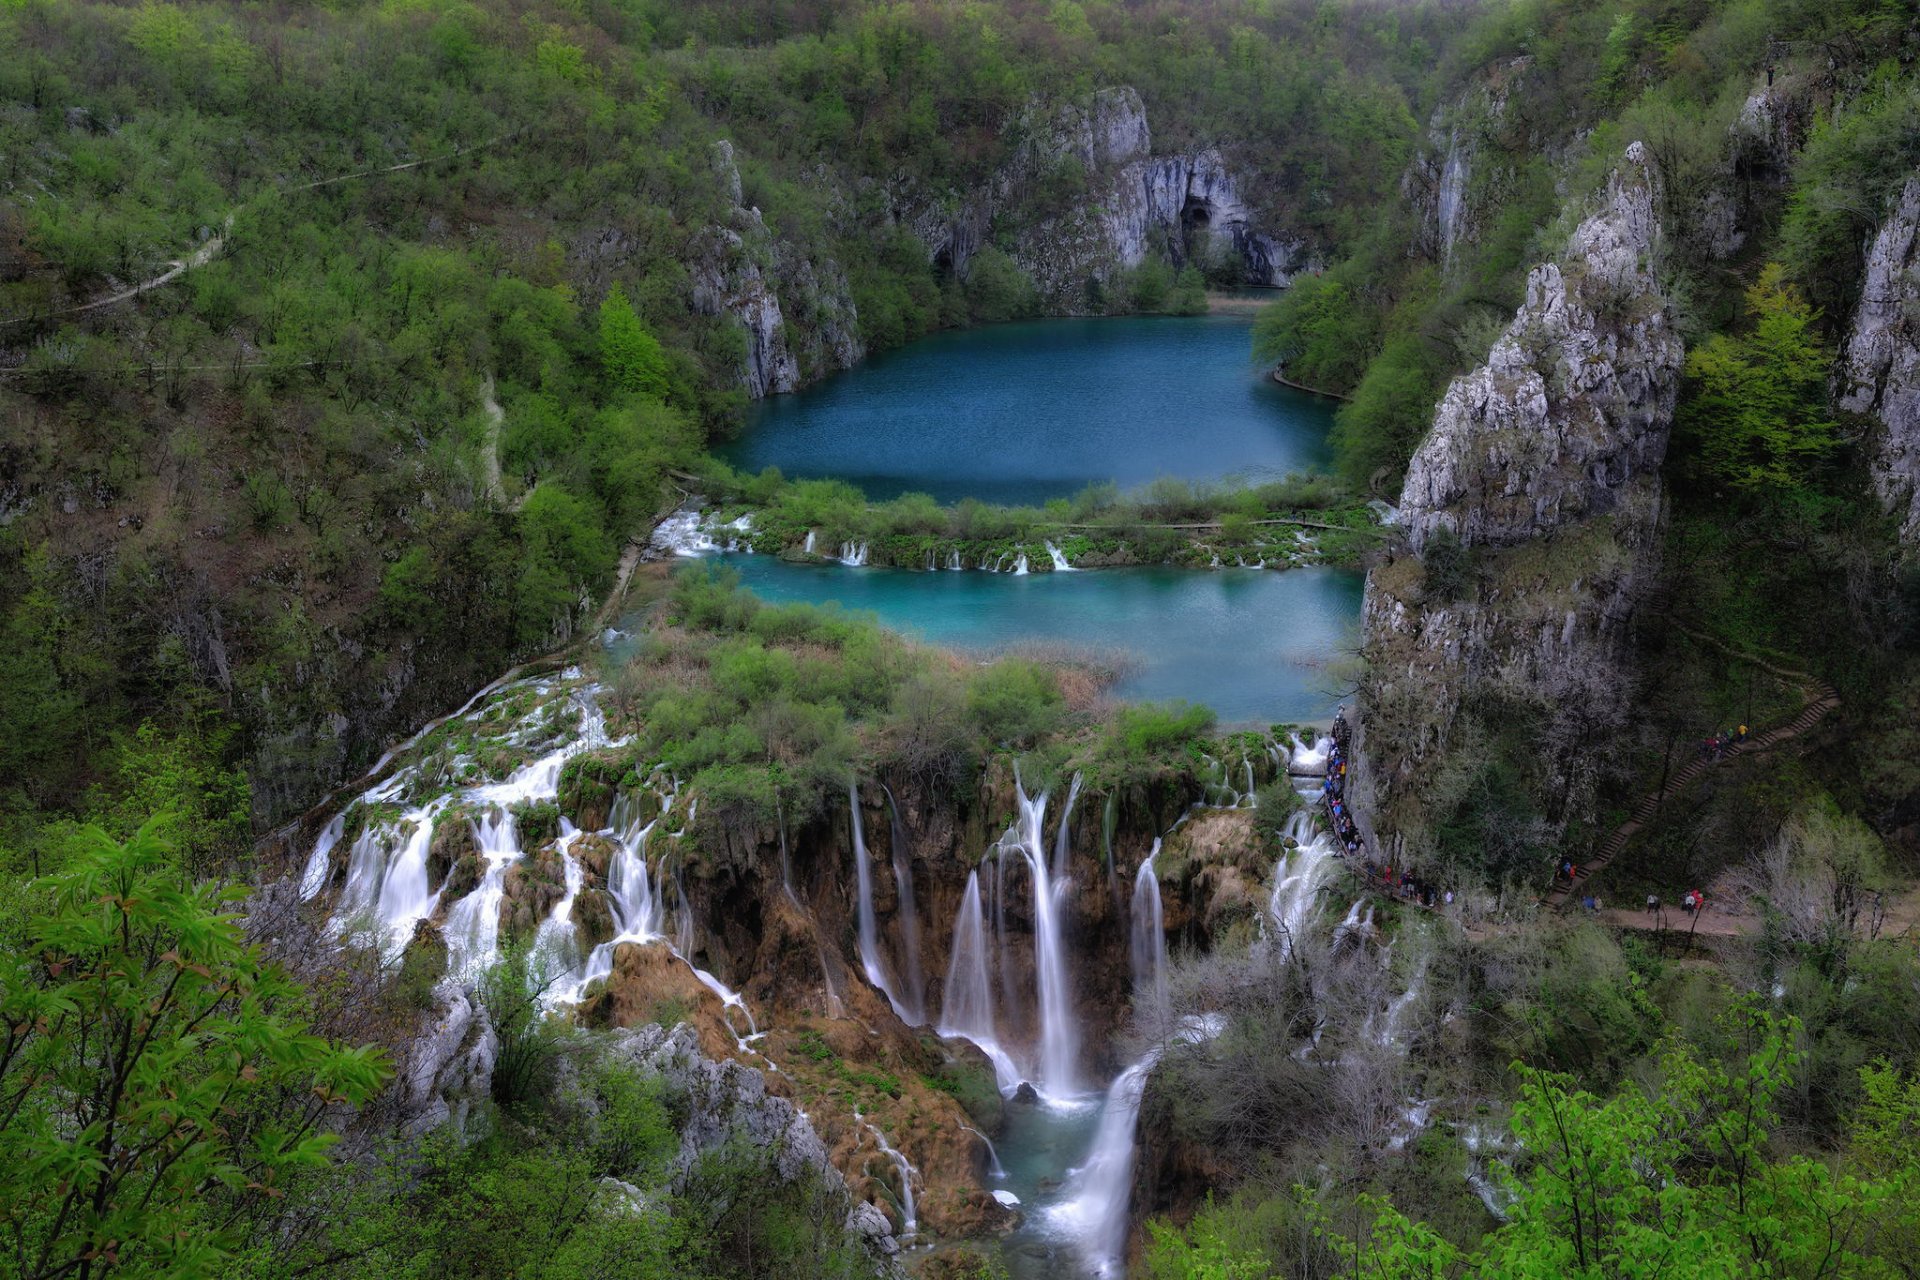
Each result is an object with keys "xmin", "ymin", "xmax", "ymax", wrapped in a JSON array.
[
  {"xmin": 1402, "ymin": 58, "xmax": 1533, "ymax": 270},
  {"xmin": 907, "ymin": 87, "xmax": 1303, "ymax": 308},
  {"xmin": 1839, "ymin": 174, "xmax": 1920, "ymax": 546},
  {"xmin": 1361, "ymin": 144, "xmax": 1683, "ymax": 839},
  {"xmin": 691, "ymin": 140, "xmax": 865, "ymax": 398}
]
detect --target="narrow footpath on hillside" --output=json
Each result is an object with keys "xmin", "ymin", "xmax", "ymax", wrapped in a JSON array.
[
  {"xmin": 1302, "ymin": 634, "xmax": 1866, "ymax": 945},
  {"xmin": 1541, "ymin": 628, "xmax": 1839, "ymax": 909}
]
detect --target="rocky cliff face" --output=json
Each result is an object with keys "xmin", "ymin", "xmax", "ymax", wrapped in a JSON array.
[
  {"xmin": 1360, "ymin": 144, "xmax": 1682, "ymax": 838},
  {"xmin": 1402, "ymin": 58, "xmax": 1533, "ymax": 271},
  {"xmin": 906, "ymin": 87, "xmax": 1304, "ymax": 309},
  {"xmin": 692, "ymin": 141, "xmax": 866, "ymax": 398},
  {"xmin": 1839, "ymin": 173, "xmax": 1920, "ymax": 547}
]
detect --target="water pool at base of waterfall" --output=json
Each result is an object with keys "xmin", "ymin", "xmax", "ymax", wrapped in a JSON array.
[
  {"xmin": 663, "ymin": 555, "xmax": 1362, "ymax": 725},
  {"xmin": 992, "ymin": 1097, "xmax": 1109, "ymax": 1279},
  {"xmin": 720, "ymin": 315, "xmax": 1335, "ymax": 505}
]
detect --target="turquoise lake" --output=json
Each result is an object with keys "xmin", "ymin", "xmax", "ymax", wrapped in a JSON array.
[
  {"xmin": 704, "ymin": 556, "xmax": 1362, "ymax": 725},
  {"xmin": 722, "ymin": 315, "xmax": 1335, "ymax": 505}
]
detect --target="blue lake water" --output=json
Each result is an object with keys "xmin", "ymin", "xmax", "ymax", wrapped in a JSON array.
[
  {"xmin": 722, "ymin": 315, "xmax": 1334, "ymax": 505},
  {"xmin": 708, "ymin": 555, "xmax": 1362, "ymax": 725}
]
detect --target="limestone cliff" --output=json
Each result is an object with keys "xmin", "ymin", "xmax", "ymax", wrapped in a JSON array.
[
  {"xmin": 1360, "ymin": 144, "xmax": 1682, "ymax": 841},
  {"xmin": 692, "ymin": 141, "xmax": 866, "ymax": 398},
  {"xmin": 1402, "ymin": 58, "xmax": 1534, "ymax": 270},
  {"xmin": 1839, "ymin": 173, "xmax": 1920, "ymax": 547},
  {"xmin": 905, "ymin": 87, "xmax": 1303, "ymax": 309}
]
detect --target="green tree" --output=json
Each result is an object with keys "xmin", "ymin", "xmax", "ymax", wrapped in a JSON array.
[
  {"xmin": 1311, "ymin": 1007, "xmax": 1900, "ymax": 1278},
  {"xmin": 0, "ymin": 819, "xmax": 389, "ymax": 1280},
  {"xmin": 1679, "ymin": 265, "xmax": 1839, "ymax": 498},
  {"xmin": 597, "ymin": 285, "xmax": 670, "ymax": 399}
]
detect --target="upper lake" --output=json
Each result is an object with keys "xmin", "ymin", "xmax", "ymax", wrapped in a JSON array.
[{"xmin": 721, "ymin": 314, "xmax": 1334, "ymax": 504}]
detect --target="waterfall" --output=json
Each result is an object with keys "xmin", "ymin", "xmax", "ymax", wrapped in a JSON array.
[
  {"xmin": 858, "ymin": 1113, "xmax": 919, "ymax": 1236},
  {"xmin": 299, "ymin": 815, "xmax": 344, "ymax": 900},
  {"xmin": 1012, "ymin": 552, "xmax": 1029, "ymax": 575},
  {"xmin": 1130, "ymin": 843, "xmax": 1168, "ymax": 1018},
  {"xmin": 532, "ymin": 826, "xmax": 586, "ymax": 972},
  {"xmin": 850, "ymin": 784, "xmax": 913, "ymax": 1022},
  {"xmin": 960, "ymin": 1124, "xmax": 1007, "ymax": 1179},
  {"xmin": 882, "ymin": 784, "xmax": 927, "ymax": 1023},
  {"xmin": 1048, "ymin": 1013, "xmax": 1225, "ymax": 1277},
  {"xmin": 946, "ymin": 549, "xmax": 962, "ymax": 571},
  {"xmin": 804, "ymin": 530, "xmax": 817, "ymax": 554},
  {"xmin": 838, "ymin": 541, "xmax": 868, "ymax": 566},
  {"xmin": 1002, "ymin": 782, "xmax": 1078, "ymax": 1096},
  {"xmin": 1045, "ymin": 540, "xmax": 1075, "ymax": 571},
  {"xmin": 1052, "ymin": 772, "xmax": 1082, "ymax": 881},
  {"xmin": 445, "ymin": 807, "xmax": 517, "ymax": 978},
  {"xmin": 1286, "ymin": 731, "xmax": 1335, "ymax": 776},
  {"xmin": 938, "ymin": 871, "xmax": 1022, "ymax": 1092},
  {"xmin": 1267, "ymin": 811, "xmax": 1338, "ymax": 960}
]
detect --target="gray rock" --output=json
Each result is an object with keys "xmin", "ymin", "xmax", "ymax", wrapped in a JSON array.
[
  {"xmin": 1362, "ymin": 144, "xmax": 1682, "ymax": 832},
  {"xmin": 1838, "ymin": 174, "xmax": 1920, "ymax": 546},
  {"xmin": 403, "ymin": 982, "xmax": 498, "ymax": 1136}
]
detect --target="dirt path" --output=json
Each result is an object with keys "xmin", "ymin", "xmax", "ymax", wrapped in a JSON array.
[{"xmin": 479, "ymin": 374, "xmax": 504, "ymax": 504}]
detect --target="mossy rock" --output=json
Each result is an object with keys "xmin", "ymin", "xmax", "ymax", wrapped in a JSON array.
[
  {"xmin": 571, "ymin": 888, "xmax": 616, "ymax": 948},
  {"xmin": 573, "ymin": 833, "xmax": 618, "ymax": 886},
  {"xmin": 440, "ymin": 851, "xmax": 485, "ymax": 904},
  {"xmin": 510, "ymin": 798, "xmax": 562, "ymax": 848},
  {"xmin": 500, "ymin": 840, "xmax": 567, "ymax": 938},
  {"xmin": 558, "ymin": 749, "xmax": 641, "ymax": 831},
  {"xmin": 428, "ymin": 806, "xmax": 478, "ymax": 884}
]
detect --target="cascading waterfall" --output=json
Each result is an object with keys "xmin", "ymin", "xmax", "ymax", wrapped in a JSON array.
[
  {"xmin": 882, "ymin": 784, "xmax": 927, "ymax": 1022},
  {"xmin": 1045, "ymin": 540, "xmax": 1075, "ymax": 571},
  {"xmin": 960, "ymin": 1125, "xmax": 1008, "ymax": 1179},
  {"xmin": 946, "ymin": 550, "xmax": 963, "ymax": 571},
  {"xmin": 850, "ymin": 784, "xmax": 913, "ymax": 1023},
  {"xmin": 1052, "ymin": 773, "xmax": 1082, "ymax": 881},
  {"xmin": 1002, "ymin": 781, "xmax": 1078, "ymax": 1097},
  {"xmin": 838, "ymin": 541, "xmax": 869, "ymax": 566},
  {"xmin": 1048, "ymin": 1014, "xmax": 1225, "ymax": 1278},
  {"xmin": 300, "ymin": 815, "xmax": 345, "ymax": 900},
  {"xmin": 804, "ymin": 530, "xmax": 817, "ymax": 554},
  {"xmin": 532, "ymin": 825, "xmax": 585, "ymax": 972},
  {"xmin": 858, "ymin": 1112, "xmax": 920, "ymax": 1237},
  {"xmin": 938, "ymin": 871, "xmax": 1022, "ymax": 1092},
  {"xmin": 1012, "ymin": 552, "xmax": 1030, "ymax": 575},
  {"xmin": 1130, "ymin": 843, "xmax": 1168, "ymax": 1018},
  {"xmin": 1267, "ymin": 811, "xmax": 1339, "ymax": 961}
]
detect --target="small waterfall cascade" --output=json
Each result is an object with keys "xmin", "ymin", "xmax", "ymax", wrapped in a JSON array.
[
  {"xmin": 1051, "ymin": 772, "xmax": 1082, "ymax": 881},
  {"xmin": 850, "ymin": 784, "xmax": 913, "ymax": 1022},
  {"xmin": 532, "ymin": 824, "xmax": 586, "ymax": 972},
  {"xmin": 1286, "ymin": 731, "xmax": 1335, "ymax": 776},
  {"xmin": 1267, "ymin": 811, "xmax": 1339, "ymax": 960},
  {"xmin": 1048, "ymin": 1013, "xmax": 1225, "ymax": 1277},
  {"xmin": 960, "ymin": 1124, "xmax": 1008, "ymax": 1179},
  {"xmin": 838, "ymin": 541, "xmax": 869, "ymax": 566},
  {"xmin": 1045, "ymin": 540, "xmax": 1075, "ymax": 571},
  {"xmin": 856, "ymin": 1112, "xmax": 920, "ymax": 1238},
  {"xmin": 1130, "ymin": 843, "xmax": 1169, "ymax": 1018},
  {"xmin": 1012, "ymin": 552, "xmax": 1030, "ymax": 575},
  {"xmin": 307, "ymin": 674, "xmax": 760, "ymax": 1047},
  {"xmin": 946, "ymin": 549, "xmax": 963, "ymax": 571},
  {"xmin": 882, "ymin": 784, "xmax": 927, "ymax": 1022},
  {"xmin": 1004, "ymin": 781, "xmax": 1079, "ymax": 1097},
  {"xmin": 804, "ymin": 530, "xmax": 817, "ymax": 554},
  {"xmin": 299, "ymin": 815, "xmax": 345, "ymax": 901},
  {"xmin": 775, "ymin": 797, "xmax": 798, "ymax": 905},
  {"xmin": 937, "ymin": 871, "xmax": 1022, "ymax": 1092}
]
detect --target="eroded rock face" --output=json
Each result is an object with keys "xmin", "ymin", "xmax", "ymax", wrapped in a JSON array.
[
  {"xmin": 691, "ymin": 140, "xmax": 865, "ymax": 398},
  {"xmin": 1362, "ymin": 144, "xmax": 1682, "ymax": 837},
  {"xmin": 908, "ymin": 86, "xmax": 1304, "ymax": 307},
  {"xmin": 1839, "ymin": 174, "xmax": 1920, "ymax": 546}
]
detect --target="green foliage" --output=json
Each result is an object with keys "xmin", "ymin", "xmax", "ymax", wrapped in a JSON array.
[
  {"xmin": 1678, "ymin": 265, "xmax": 1839, "ymax": 499},
  {"xmin": 480, "ymin": 941, "xmax": 568, "ymax": 1108},
  {"xmin": 962, "ymin": 247, "xmax": 1040, "ymax": 323},
  {"xmin": 1419, "ymin": 527, "xmax": 1473, "ymax": 604},
  {"xmin": 1107, "ymin": 702, "xmax": 1217, "ymax": 759},
  {"xmin": 1314, "ymin": 1007, "xmax": 1911, "ymax": 1279},
  {"xmin": 0, "ymin": 818, "xmax": 389, "ymax": 1280},
  {"xmin": 598, "ymin": 285, "xmax": 671, "ymax": 398}
]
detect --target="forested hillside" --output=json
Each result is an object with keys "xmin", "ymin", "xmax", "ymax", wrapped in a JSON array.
[{"xmin": 8, "ymin": 2, "xmax": 1920, "ymax": 1279}]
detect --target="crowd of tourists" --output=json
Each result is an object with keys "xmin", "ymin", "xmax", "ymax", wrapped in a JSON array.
[{"xmin": 1321, "ymin": 708, "xmax": 1454, "ymax": 912}]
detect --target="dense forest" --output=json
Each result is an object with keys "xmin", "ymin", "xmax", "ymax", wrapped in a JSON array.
[{"xmin": 6, "ymin": 0, "xmax": 1920, "ymax": 1278}]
